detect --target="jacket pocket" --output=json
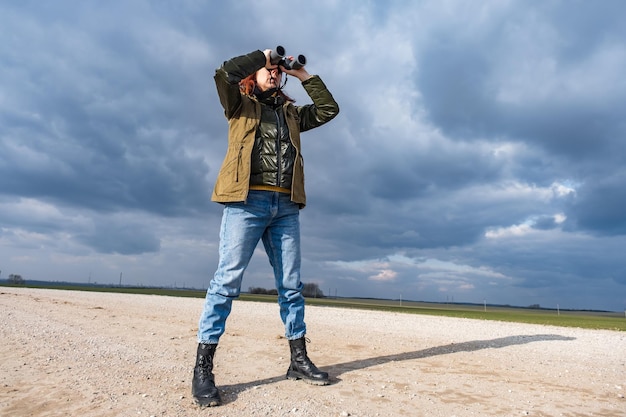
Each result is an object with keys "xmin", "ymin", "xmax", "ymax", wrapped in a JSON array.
[{"xmin": 236, "ymin": 143, "xmax": 244, "ymax": 182}]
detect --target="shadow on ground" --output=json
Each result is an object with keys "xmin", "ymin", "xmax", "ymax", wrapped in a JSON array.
[{"xmin": 215, "ymin": 333, "xmax": 575, "ymax": 405}]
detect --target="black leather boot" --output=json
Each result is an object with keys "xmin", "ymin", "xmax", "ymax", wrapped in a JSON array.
[
  {"xmin": 286, "ymin": 337, "xmax": 330, "ymax": 385},
  {"xmin": 192, "ymin": 343, "xmax": 221, "ymax": 407}
]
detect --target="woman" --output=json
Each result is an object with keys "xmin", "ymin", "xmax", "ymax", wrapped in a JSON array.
[{"xmin": 192, "ymin": 47, "xmax": 340, "ymax": 407}]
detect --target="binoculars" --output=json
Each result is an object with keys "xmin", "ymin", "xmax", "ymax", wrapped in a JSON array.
[{"xmin": 269, "ymin": 45, "xmax": 306, "ymax": 70}]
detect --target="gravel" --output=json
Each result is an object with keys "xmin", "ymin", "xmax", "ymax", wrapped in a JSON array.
[{"xmin": 1, "ymin": 287, "xmax": 624, "ymax": 416}]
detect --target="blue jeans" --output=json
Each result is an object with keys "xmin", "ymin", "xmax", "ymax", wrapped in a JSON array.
[{"xmin": 197, "ymin": 191, "xmax": 306, "ymax": 344}]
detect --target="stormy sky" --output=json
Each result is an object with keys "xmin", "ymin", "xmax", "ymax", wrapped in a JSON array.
[{"xmin": 1, "ymin": 1, "xmax": 625, "ymax": 311}]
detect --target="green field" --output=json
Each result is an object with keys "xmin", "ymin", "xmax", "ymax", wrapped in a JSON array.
[{"xmin": 2, "ymin": 283, "xmax": 624, "ymax": 331}]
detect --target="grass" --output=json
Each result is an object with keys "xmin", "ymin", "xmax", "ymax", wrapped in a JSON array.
[
  {"xmin": 296, "ymin": 296, "xmax": 626, "ymax": 331},
  {"xmin": 3, "ymin": 283, "xmax": 625, "ymax": 331}
]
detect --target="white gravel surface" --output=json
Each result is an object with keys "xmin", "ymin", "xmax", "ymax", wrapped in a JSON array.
[{"xmin": 1, "ymin": 287, "xmax": 624, "ymax": 416}]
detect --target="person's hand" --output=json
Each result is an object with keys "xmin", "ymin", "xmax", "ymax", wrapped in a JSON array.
[{"xmin": 281, "ymin": 57, "xmax": 312, "ymax": 82}]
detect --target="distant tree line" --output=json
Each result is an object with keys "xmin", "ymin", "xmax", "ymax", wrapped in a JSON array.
[
  {"xmin": 249, "ymin": 286, "xmax": 278, "ymax": 295},
  {"xmin": 7, "ymin": 274, "xmax": 25, "ymax": 285},
  {"xmin": 249, "ymin": 282, "xmax": 324, "ymax": 298}
]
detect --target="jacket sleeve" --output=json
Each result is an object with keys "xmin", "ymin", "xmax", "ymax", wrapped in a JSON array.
[
  {"xmin": 297, "ymin": 75, "xmax": 340, "ymax": 132},
  {"xmin": 214, "ymin": 50, "xmax": 266, "ymax": 119}
]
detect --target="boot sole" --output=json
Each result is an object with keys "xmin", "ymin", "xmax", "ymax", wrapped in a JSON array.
[
  {"xmin": 194, "ymin": 397, "xmax": 222, "ymax": 407},
  {"xmin": 286, "ymin": 371, "xmax": 330, "ymax": 386}
]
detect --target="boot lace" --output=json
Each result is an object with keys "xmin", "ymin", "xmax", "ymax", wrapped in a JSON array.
[{"xmin": 196, "ymin": 355, "xmax": 211, "ymax": 381}]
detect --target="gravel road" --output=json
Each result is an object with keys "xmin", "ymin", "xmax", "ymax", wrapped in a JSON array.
[{"xmin": 1, "ymin": 287, "xmax": 624, "ymax": 416}]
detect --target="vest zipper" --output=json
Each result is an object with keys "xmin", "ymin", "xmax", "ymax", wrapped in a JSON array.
[{"xmin": 275, "ymin": 108, "xmax": 282, "ymax": 187}]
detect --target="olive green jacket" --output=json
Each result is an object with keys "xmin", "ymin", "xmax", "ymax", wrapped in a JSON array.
[{"xmin": 212, "ymin": 50, "xmax": 339, "ymax": 208}]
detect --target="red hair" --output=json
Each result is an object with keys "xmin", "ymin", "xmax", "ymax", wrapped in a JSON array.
[{"xmin": 239, "ymin": 72, "xmax": 294, "ymax": 102}]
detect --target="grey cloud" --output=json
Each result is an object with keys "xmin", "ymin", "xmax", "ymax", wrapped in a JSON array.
[
  {"xmin": 0, "ymin": 3, "xmax": 215, "ymax": 217},
  {"xmin": 76, "ymin": 221, "xmax": 161, "ymax": 255},
  {"xmin": 415, "ymin": 3, "xmax": 626, "ymax": 163},
  {"xmin": 566, "ymin": 170, "xmax": 626, "ymax": 236}
]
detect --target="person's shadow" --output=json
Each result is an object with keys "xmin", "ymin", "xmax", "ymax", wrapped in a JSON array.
[{"xmin": 217, "ymin": 333, "xmax": 575, "ymax": 404}]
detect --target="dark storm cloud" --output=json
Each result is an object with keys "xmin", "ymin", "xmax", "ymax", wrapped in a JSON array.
[
  {"xmin": 76, "ymin": 221, "xmax": 160, "ymax": 255},
  {"xmin": 417, "ymin": 18, "xmax": 626, "ymax": 162},
  {"xmin": 0, "ymin": 1, "xmax": 215, "ymax": 218},
  {"xmin": 567, "ymin": 170, "xmax": 626, "ymax": 236}
]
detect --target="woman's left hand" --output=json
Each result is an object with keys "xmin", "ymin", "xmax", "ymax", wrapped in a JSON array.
[{"xmin": 281, "ymin": 58, "xmax": 312, "ymax": 82}]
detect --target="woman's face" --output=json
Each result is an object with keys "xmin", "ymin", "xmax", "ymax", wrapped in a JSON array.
[{"xmin": 256, "ymin": 67, "xmax": 282, "ymax": 92}]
